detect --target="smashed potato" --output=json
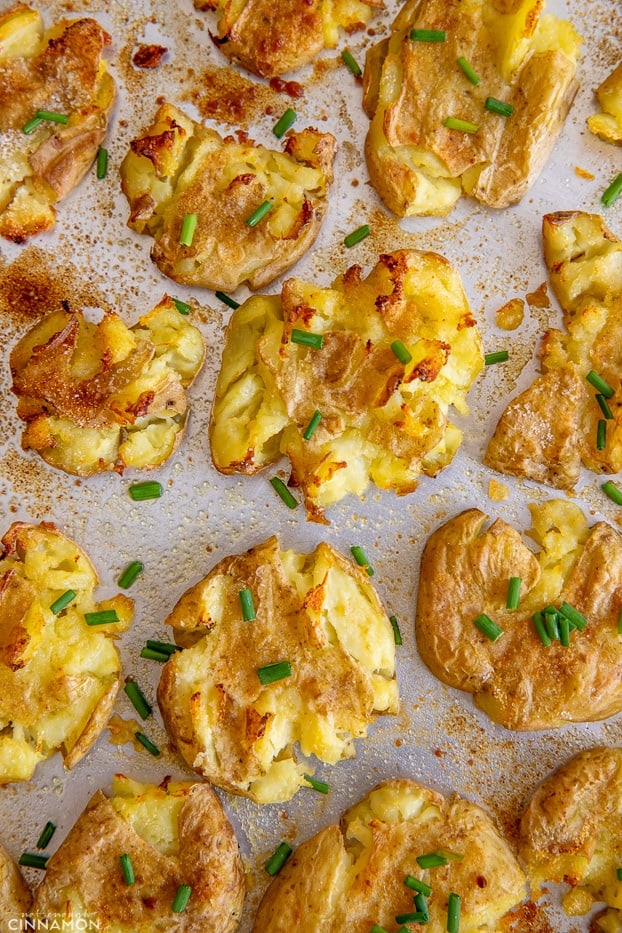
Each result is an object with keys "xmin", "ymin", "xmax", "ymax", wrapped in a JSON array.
[
  {"xmin": 33, "ymin": 775, "xmax": 245, "ymax": 932},
  {"xmin": 0, "ymin": 522, "xmax": 133, "ymax": 783},
  {"xmin": 121, "ymin": 103, "xmax": 335, "ymax": 292},
  {"xmin": 253, "ymin": 778, "xmax": 526, "ymax": 932},
  {"xmin": 0, "ymin": 3, "xmax": 115, "ymax": 241},
  {"xmin": 363, "ymin": 0, "xmax": 581, "ymax": 216},
  {"xmin": 157, "ymin": 536, "xmax": 398, "ymax": 803},
  {"xmin": 415, "ymin": 499, "xmax": 622, "ymax": 730},
  {"xmin": 210, "ymin": 250, "xmax": 483, "ymax": 520},
  {"xmin": 10, "ymin": 296, "xmax": 205, "ymax": 476},
  {"xmin": 588, "ymin": 62, "xmax": 622, "ymax": 145},
  {"xmin": 520, "ymin": 747, "xmax": 622, "ymax": 932},
  {"xmin": 0, "ymin": 841, "xmax": 31, "ymax": 921},
  {"xmin": 485, "ymin": 211, "xmax": 622, "ymax": 490},
  {"xmin": 196, "ymin": 0, "xmax": 382, "ymax": 77}
]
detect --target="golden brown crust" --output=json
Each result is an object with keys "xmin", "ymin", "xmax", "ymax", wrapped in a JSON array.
[
  {"xmin": 0, "ymin": 840, "xmax": 31, "ymax": 921},
  {"xmin": 588, "ymin": 61, "xmax": 622, "ymax": 145}
]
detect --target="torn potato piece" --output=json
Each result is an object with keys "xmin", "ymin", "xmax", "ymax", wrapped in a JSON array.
[
  {"xmin": 415, "ymin": 499, "xmax": 622, "ymax": 730},
  {"xmin": 0, "ymin": 841, "xmax": 31, "ymax": 918},
  {"xmin": 0, "ymin": 3, "xmax": 115, "ymax": 241},
  {"xmin": 0, "ymin": 522, "xmax": 133, "ymax": 783},
  {"xmin": 10, "ymin": 296, "xmax": 205, "ymax": 476},
  {"xmin": 157, "ymin": 536, "xmax": 398, "ymax": 803},
  {"xmin": 210, "ymin": 249, "xmax": 483, "ymax": 520},
  {"xmin": 32, "ymin": 776, "xmax": 245, "ymax": 932},
  {"xmin": 120, "ymin": 102, "xmax": 336, "ymax": 291},
  {"xmin": 588, "ymin": 61, "xmax": 622, "ymax": 145}
]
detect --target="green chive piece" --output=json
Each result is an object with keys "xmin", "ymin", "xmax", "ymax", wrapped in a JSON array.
[
  {"xmin": 457, "ymin": 56, "xmax": 480, "ymax": 84},
  {"xmin": 19, "ymin": 852, "xmax": 48, "ymax": 869},
  {"xmin": 596, "ymin": 394, "xmax": 614, "ymax": 419},
  {"xmin": 118, "ymin": 561, "xmax": 143, "ymax": 589},
  {"xmin": 485, "ymin": 97, "xmax": 514, "ymax": 117},
  {"xmin": 410, "ymin": 28, "xmax": 446, "ymax": 42},
  {"xmin": 405, "ymin": 875, "xmax": 432, "ymax": 897},
  {"xmin": 506, "ymin": 576, "xmax": 521, "ymax": 610},
  {"xmin": 473, "ymin": 613, "xmax": 503, "ymax": 641},
  {"xmin": 22, "ymin": 115, "xmax": 44, "ymax": 134},
  {"xmin": 586, "ymin": 370, "xmax": 614, "ymax": 398},
  {"xmin": 303, "ymin": 409, "xmax": 322, "ymax": 440},
  {"xmin": 416, "ymin": 852, "xmax": 448, "ymax": 869},
  {"xmin": 135, "ymin": 731, "xmax": 160, "ymax": 756},
  {"xmin": 396, "ymin": 912, "xmax": 427, "ymax": 924},
  {"xmin": 120, "ymin": 853, "xmax": 135, "ymax": 885},
  {"xmin": 146, "ymin": 639, "xmax": 182, "ymax": 655},
  {"xmin": 291, "ymin": 329, "xmax": 324, "ymax": 349},
  {"xmin": 36, "ymin": 110, "xmax": 68, "ymax": 125},
  {"xmin": 50, "ymin": 589, "xmax": 76, "ymax": 615},
  {"xmin": 602, "ymin": 172, "xmax": 622, "ymax": 208},
  {"xmin": 533, "ymin": 612, "xmax": 551, "ymax": 647},
  {"xmin": 435, "ymin": 849, "xmax": 464, "ymax": 862},
  {"xmin": 485, "ymin": 350, "xmax": 509, "ymax": 365},
  {"xmin": 370, "ymin": 926, "xmax": 389, "ymax": 933},
  {"xmin": 179, "ymin": 213, "xmax": 198, "ymax": 246},
  {"xmin": 544, "ymin": 606, "xmax": 560, "ymax": 641},
  {"xmin": 270, "ymin": 476, "xmax": 298, "ymax": 509},
  {"xmin": 444, "ymin": 116, "xmax": 479, "ymax": 134},
  {"xmin": 36, "ymin": 821, "xmax": 56, "ymax": 850},
  {"xmin": 124, "ymin": 679, "xmax": 152, "ymax": 719},
  {"xmin": 558, "ymin": 615, "xmax": 570, "ymax": 647},
  {"xmin": 247, "ymin": 200, "xmax": 273, "ymax": 227},
  {"xmin": 257, "ymin": 660, "xmax": 292, "ymax": 685},
  {"xmin": 447, "ymin": 892, "xmax": 461, "ymax": 933},
  {"xmin": 140, "ymin": 646, "xmax": 170, "ymax": 662},
  {"xmin": 173, "ymin": 298, "xmax": 190, "ymax": 315},
  {"xmin": 391, "ymin": 339, "xmax": 413, "ymax": 364},
  {"xmin": 96, "ymin": 146, "xmax": 108, "ymax": 179},
  {"xmin": 341, "ymin": 49, "xmax": 362, "ymax": 77},
  {"xmin": 129, "ymin": 481, "xmax": 163, "ymax": 501},
  {"xmin": 414, "ymin": 893, "xmax": 430, "ymax": 921},
  {"xmin": 351, "ymin": 545, "xmax": 374, "ymax": 576},
  {"xmin": 273, "ymin": 108, "xmax": 297, "ymax": 138},
  {"xmin": 303, "ymin": 773, "xmax": 330, "ymax": 794},
  {"xmin": 602, "ymin": 480, "xmax": 622, "ymax": 506},
  {"xmin": 239, "ymin": 587, "xmax": 256, "ymax": 621},
  {"xmin": 214, "ymin": 290, "xmax": 240, "ymax": 309},
  {"xmin": 618, "ymin": 611, "xmax": 622, "ymax": 635},
  {"xmin": 558, "ymin": 602, "xmax": 587, "ymax": 631},
  {"xmin": 84, "ymin": 609, "xmax": 119, "ymax": 626},
  {"xmin": 172, "ymin": 883, "xmax": 192, "ymax": 913},
  {"xmin": 344, "ymin": 224, "xmax": 370, "ymax": 247},
  {"xmin": 390, "ymin": 614, "xmax": 403, "ymax": 646},
  {"xmin": 265, "ymin": 841, "xmax": 292, "ymax": 876},
  {"xmin": 597, "ymin": 419, "xmax": 607, "ymax": 450},
  {"xmin": 617, "ymin": 866, "xmax": 622, "ymax": 880}
]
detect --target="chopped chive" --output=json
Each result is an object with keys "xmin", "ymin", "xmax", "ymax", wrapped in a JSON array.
[
  {"xmin": 135, "ymin": 731, "xmax": 160, "ymax": 756},
  {"xmin": 618, "ymin": 611, "xmax": 622, "ymax": 635},
  {"xmin": 447, "ymin": 892, "xmax": 461, "ymax": 933},
  {"xmin": 19, "ymin": 853, "xmax": 48, "ymax": 869},
  {"xmin": 50, "ymin": 589, "xmax": 76, "ymax": 615},
  {"xmin": 602, "ymin": 172, "xmax": 622, "ymax": 208},
  {"xmin": 179, "ymin": 213, "xmax": 198, "ymax": 246},
  {"xmin": 22, "ymin": 115, "xmax": 44, "ymax": 134},
  {"xmin": 351, "ymin": 545, "xmax": 374, "ymax": 576},
  {"xmin": 341, "ymin": 49, "xmax": 362, "ymax": 77},
  {"xmin": 586, "ymin": 370, "xmax": 614, "ymax": 398},
  {"xmin": 597, "ymin": 419, "xmax": 607, "ymax": 450},
  {"xmin": 239, "ymin": 587, "xmax": 256, "ymax": 621},
  {"xmin": 414, "ymin": 893, "xmax": 430, "ymax": 921},
  {"xmin": 257, "ymin": 660, "xmax": 292, "ymax": 685},
  {"xmin": 273, "ymin": 108, "xmax": 297, "ymax": 138},
  {"xmin": 396, "ymin": 912, "xmax": 427, "ymax": 924},
  {"xmin": 370, "ymin": 926, "xmax": 389, "ymax": 933},
  {"xmin": 247, "ymin": 200, "xmax": 273, "ymax": 227},
  {"xmin": 485, "ymin": 97, "xmax": 514, "ymax": 117},
  {"xmin": 410, "ymin": 28, "xmax": 446, "ymax": 42},
  {"xmin": 270, "ymin": 476, "xmax": 298, "ymax": 509},
  {"xmin": 485, "ymin": 350, "xmax": 509, "ymax": 365},
  {"xmin": 36, "ymin": 821, "xmax": 56, "ymax": 850},
  {"xmin": 146, "ymin": 639, "xmax": 182, "ymax": 655},
  {"xmin": 124, "ymin": 679, "xmax": 152, "ymax": 719},
  {"xmin": 84, "ymin": 609, "xmax": 119, "ymax": 626},
  {"xmin": 36, "ymin": 110, "xmax": 69, "ymax": 125},
  {"xmin": 214, "ymin": 291, "xmax": 240, "ymax": 309},
  {"xmin": 405, "ymin": 875, "xmax": 432, "ymax": 897},
  {"xmin": 473, "ymin": 613, "xmax": 503, "ymax": 641},
  {"xmin": 390, "ymin": 614, "xmax": 403, "ymax": 646},
  {"xmin": 344, "ymin": 224, "xmax": 370, "ymax": 247},
  {"xmin": 435, "ymin": 849, "xmax": 464, "ymax": 861},
  {"xmin": 265, "ymin": 841, "xmax": 292, "ymax": 875},
  {"xmin": 118, "ymin": 560, "xmax": 143, "ymax": 589},
  {"xmin": 533, "ymin": 612, "xmax": 551, "ymax": 647},
  {"xmin": 457, "ymin": 56, "xmax": 480, "ymax": 84},
  {"xmin": 416, "ymin": 851, "xmax": 448, "ymax": 869},
  {"xmin": 172, "ymin": 298, "xmax": 190, "ymax": 315},
  {"xmin": 617, "ymin": 866, "xmax": 622, "ymax": 880},
  {"xmin": 558, "ymin": 602, "xmax": 587, "ymax": 631},
  {"xmin": 291, "ymin": 329, "xmax": 323, "ymax": 349},
  {"xmin": 303, "ymin": 773, "xmax": 330, "ymax": 794},
  {"xmin": 558, "ymin": 615, "xmax": 570, "ymax": 647},
  {"xmin": 596, "ymin": 394, "xmax": 614, "ymax": 419},
  {"xmin": 140, "ymin": 646, "xmax": 171, "ymax": 662},
  {"xmin": 391, "ymin": 339, "xmax": 412, "ymax": 364},
  {"xmin": 96, "ymin": 146, "xmax": 108, "ymax": 179},
  {"xmin": 444, "ymin": 116, "xmax": 479, "ymax": 134},
  {"xmin": 120, "ymin": 853, "xmax": 135, "ymax": 885},
  {"xmin": 303, "ymin": 409, "xmax": 322, "ymax": 440},
  {"xmin": 172, "ymin": 883, "xmax": 192, "ymax": 913},
  {"xmin": 543, "ymin": 607, "xmax": 560, "ymax": 641},
  {"xmin": 506, "ymin": 576, "xmax": 521, "ymax": 610},
  {"xmin": 129, "ymin": 481, "xmax": 163, "ymax": 501},
  {"xmin": 602, "ymin": 480, "xmax": 622, "ymax": 506}
]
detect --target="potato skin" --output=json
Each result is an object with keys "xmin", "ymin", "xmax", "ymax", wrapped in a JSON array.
[
  {"xmin": 0, "ymin": 841, "xmax": 31, "ymax": 923},
  {"xmin": 588, "ymin": 62, "xmax": 622, "ymax": 145}
]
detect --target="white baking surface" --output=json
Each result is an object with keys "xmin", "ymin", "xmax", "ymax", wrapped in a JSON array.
[{"xmin": 0, "ymin": 0, "xmax": 620, "ymax": 929}]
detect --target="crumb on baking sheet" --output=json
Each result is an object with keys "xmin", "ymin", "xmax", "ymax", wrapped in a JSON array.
[
  {"xmin": 496, "ymin": 297, "xmax": 525, "ymax": 330},
  {"xmin": 488, "ymin": 478, "xmax": 510, "ymax": 501},
  {"xmin": 132, "ymin": 43, "xmax": 168, "ymax": 68},
  {"xmin": 526, "ymin": 282, "xmax": 550, "ymax": 310},
  {"xmin": 575, "ymin": 166, "xmax": 596, "ymax": 180}
]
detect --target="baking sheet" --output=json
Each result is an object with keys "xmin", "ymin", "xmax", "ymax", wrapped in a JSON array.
[{"xmin": 0, "ymin": 0, "xmax": 621, "ymax": 928}]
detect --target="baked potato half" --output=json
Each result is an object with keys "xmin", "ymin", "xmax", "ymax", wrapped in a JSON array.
[
  {"xmin": 362, "ymin": 0, "xmax": 581, "ymax": 216},
  {"xmin": 0, "ymin": 3, "xmax": 115, "ymax": 242},
  {"xmin": 588, "ymin": 62, "xmax": 622, "ymax": 145},
  {"xmin": 485, "ymin": 211, "xmax": 622, "ymax": 490},
  {"xmin": 520, "ymin": 746, "xmax": 622, "ymax": 931},
  {"xmin": 253, "ymin": 778, "xmax": 526, "ymax": 932},
  {"xmin": 10, "ymin": 296, "xmax": 205, "ymax": 476},
  {"xmin": 0, "ymin": 841, "xmax": 31, "ymax": 925},
  {"xmin": 415, "ymin": 499, "xmax": 622, "ymax": 730},
  {"xmin": 32, "ymin": 775, "xmax": 245, "ymax": 932},
  {"xmin": 0, "ymin": 522, "xmax": 133, "ymax": 783},
  {"xmin": 157, "ymin": 536, "xmax": 398, "ymax": 803},
  {"xmin": 210, "ymin": 250, "xmax": 483, "ymax": 520},
  {"xmin": 121, "ymin": 103, "xmax": 335, "ymax": 292}
]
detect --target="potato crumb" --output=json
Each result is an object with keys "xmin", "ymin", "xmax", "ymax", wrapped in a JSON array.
[
  {"xmin": 526, "ymin": 282, "xmax": 550, "ymax": 309},
  {"xmin": 495, "ymin": 297, "xmax": 525, "ymax": 330},
  {"xmin": 488, "ymin": 479, "xmax": 509, "ymax": 501},
  {"xmin": 575, "ymin": 165, "xmax": 596, "ymax": 180},
  {"xmin": 107, "ymin": 715, "xmax": 145, "ymax": 752},
  {"xmin": 561, "ymin": 886, "xmax": 593, "ymax": 916}
]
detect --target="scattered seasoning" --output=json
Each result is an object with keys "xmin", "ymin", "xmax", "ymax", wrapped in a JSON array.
[
  {"xmin": 265, "ymin": 841, "xmax": 292, "ymax": 875},
  {"xmin": 19, "ymin": 853, "xmax": 48, "ymax": 869},
  {"xmin": 484, "ymin": 350, "xmax": 509, "ymax": 365},
  {"xmin": 533, "ymin": 612, "xmax": 551, "ymax": 647},
  {"xmin": 96, "ymin": 146, "xmax": 108, "ymax": 179},
  {"xmin": 389, "ymin": 614, "xmax": 403, "ymax": 646},
  {"xmin": 351, "ymin": 545, "xmax": 374, "ymax": 576},
  {"xmin": 602, "ymin": 480, "xmax": 622, "ymax": 506},
  {"xmin": 50, "ymin": 589, "xmax": 76, "ymax": 615},
  {"xmin": 602, "ymin": 172, "xmax": 622, "ymax": 208},
  {"xmin": 291, "ymin": 329, "xmax": 324, "ymax": 349},
  {"xmin": 405, "ymin": 875, "xmax": 432, "ymax": 896},
  {"xmin": 391, "ymin": 339, "xmax": 413, "ymax": 365},
  {"xmin": 506, "ymin": 576, "xmax": 521, "ymax": 610},
  {"xmin": 303, "ymin": 773, "xmax": 330, "ymax": 794},
  {"xmin": 473, "ymin": 613, "xmax": 504, "ymax": 641},
  {"xmin": 118, "ymin": 561, "xmax": 143, "ymax": 589},
  {"xmin": 239, "ymin": 587, "xmax": 256, "ymax": 621},
  {"xmin": 172, "ymin": 884, "xmax": 192, "ymax": 913},
  {"xmin": 135, "ymin": 731, "xmax": 160, "ymax": 756},
  {"xmin": 84, "ymin": 609, "xmax": 119, "ymax": 626},
  {"xmin": 257, "ymin": 660, "xmax": 292, "ymax": 685},
  {"xmin": 303, "ymin": 409, "xmax": 322, "ymax": 440},
  {"xmin": 120, "ymin": 853, "xmax": 135, "ymax": 885},
  {"xmin": 341, "ymin": 49, "xmax": 362, "ymax": 77},
  {"xmin": 124, "ymin": 679, "xmax": 152, "ymax": 719},
  {"xmin": 597, "ymin": 419, "xmax": 607, "ymax": 450},
  {"xmin": 485, "ymin": 97, "xmax": 514, "ymax": 117},
  {"xmin": 179, "ymin": 213, "xmax": 198, "ymax": 246},
  {"xmin": 214, "ymin": 291, "xmax": 240, "ymax": 309},
  {"xmin": 270, "ymin": 476, "xmax": 298, "ymax": 509},
  {"xmin": 457, "ymin": 56, "xmax": 480, "ymax": 84},
  {"xmin": 246, "ymin": 200, "xmax": 273, "ymax": 227},
  {"xmin": 586, "ymin": 369, "xmax": 614, "ymax": 398},
  {"xmin": 172, "ymin": 298, "xmax": 190, "ymax": 315},
  {"xmin": 447, "ymin": 892, "xmax": 461, "ymax": 933},
  {"xmin": 596, "ymin": 394, "xmax": 614, "ymax": 419},
  {"xmin": 410, "ymin": 28, "xmax": 446, "ymax": 42},
  {"xmin": 344, "ymin": 224, "xmax": 370, "ymax": 247},
  {"xmin": 273, "ymin": 107, "xmax": 297, "ymax": 138},
  {"xmin": 416, "ymin": 851, "xmax": 449, "ymax": 869},
  {"xmin": 36, "ymin": 822, "xmax": 56, "ymax": 850},
  {"xmin": 129, "ymin": 481, "xmax": 163, "ymax": 501},
  {"xmin": 444, "ymin": 116, "xmax": 479, "ymax": 134}
]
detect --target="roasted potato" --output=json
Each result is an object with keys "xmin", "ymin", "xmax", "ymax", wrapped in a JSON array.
[
  {"xmin": 195, "ymin": 0, "xmax": 382, "ymax": 77},
  {"xmin": 0, "ymin": 3, "xmax": 115, "ymax": 242},
  {"xmin": 588, "ymin": 62, "xmax": 622, "ymax": 145},
  {"xmin": 0, "ymin": 841, "xmax": 31, "ymax": 927},
  {"xmin": 485, "ymin": 211, "xmax": 622, "ymax": 489},
  {"xmin": 210, "ymin": 250, "xmax": 483, "ymax": 520},
  {"xmin": 10, "ymin": 296, "xmax": 205, "ymax": 476},
  {"xmin": 253, "ymin": 778, "xmax": 527, "ymax": 932},
  {"xmin": 32, "ymin": 775, "xmax": 245, "ymax": 932},
  {"xmin": 120, "ymin": 103, "xmax": 335, "ymax": 292},
  {"xmin": 363, "ymin": 0, "xmax": 581, "ymax": 216},
  {"xmin": 157, "ymin": 536, "xmax": 398, "ymax": 803},
  {"xmin": 0, "ymin": 522, "xmax": 133, "ymax": 783},
  {"xmin": 415, "ymin": 499, "xmax": 622, "ymax": 730},
  {"xmin": 520, "ymin": 746, "xmax": 622, "ymax": 931}
]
